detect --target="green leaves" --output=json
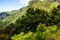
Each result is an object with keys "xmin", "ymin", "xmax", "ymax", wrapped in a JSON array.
[
  {"xmin": 11, "ymin": 31, "xmax": 47, "ymax": 40},
  {"xmin": 1, "ymin": 3, "xmax": 60, "ymax": 40}
]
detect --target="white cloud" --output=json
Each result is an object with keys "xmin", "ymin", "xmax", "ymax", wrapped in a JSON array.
[{"xmin": 19, "ymin": 0, "xmax": 30, "ymax": 6}]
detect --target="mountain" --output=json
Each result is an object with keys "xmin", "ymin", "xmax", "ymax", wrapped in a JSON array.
[
  {"xmin": 0, "ymin": 6, "xmax": 28, "ymax": 29},
  {"xmin": 0, "ymin": 0, "xmax": 60, "ymax": 40},
  {"xmin": 0, "ymin": 0, "xmax": 59, "ymax": 28},
  {"xmin": 0, "ymin": 12, "xmax": 10, "ymax": 20}
]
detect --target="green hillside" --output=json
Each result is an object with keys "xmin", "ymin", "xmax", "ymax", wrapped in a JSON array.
[{"xmin": 0, "ymin": 0, "xmax": 60, "ymax": 40}]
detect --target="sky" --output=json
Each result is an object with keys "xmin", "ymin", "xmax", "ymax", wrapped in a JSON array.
[{"xmin": 0, "ymin": 0, "xmax": 29, "ymax": 12}]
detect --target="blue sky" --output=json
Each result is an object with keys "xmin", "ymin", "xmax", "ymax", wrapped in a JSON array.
[{"xmin": 0, "ymin": 0, "xmax": 29, "ymax": 12}]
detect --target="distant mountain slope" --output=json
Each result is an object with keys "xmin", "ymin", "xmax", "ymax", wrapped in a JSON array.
[
  {"xmin": 0, "ymin": 7, "xmax": 28, "ymax": 29},
  {"xmin": 0, "ymin": 12, "xmax": 10, "ymax": 20}
]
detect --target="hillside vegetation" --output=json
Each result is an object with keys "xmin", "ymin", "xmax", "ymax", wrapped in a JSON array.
[{"xmin": 0, "ymin": 1, "xmax": 60, "ymax": 40}]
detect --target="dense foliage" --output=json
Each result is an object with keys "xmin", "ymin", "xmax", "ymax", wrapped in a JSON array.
[
  {"xmin": 11, "ymin": 5, "xmax": 60, "ymax": 40},
  {"xmin": 0, "ymin": 1, "xmax": 60, "ymax": 40}
]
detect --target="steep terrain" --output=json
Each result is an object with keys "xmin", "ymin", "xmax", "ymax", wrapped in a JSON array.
[
  {"xmin": 0, "ymin": 0, "xmax": 60, "ymax": 40},
  {"xmin": 0, "ymin": 7, "xmax": 28, "ymax": 29}
]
